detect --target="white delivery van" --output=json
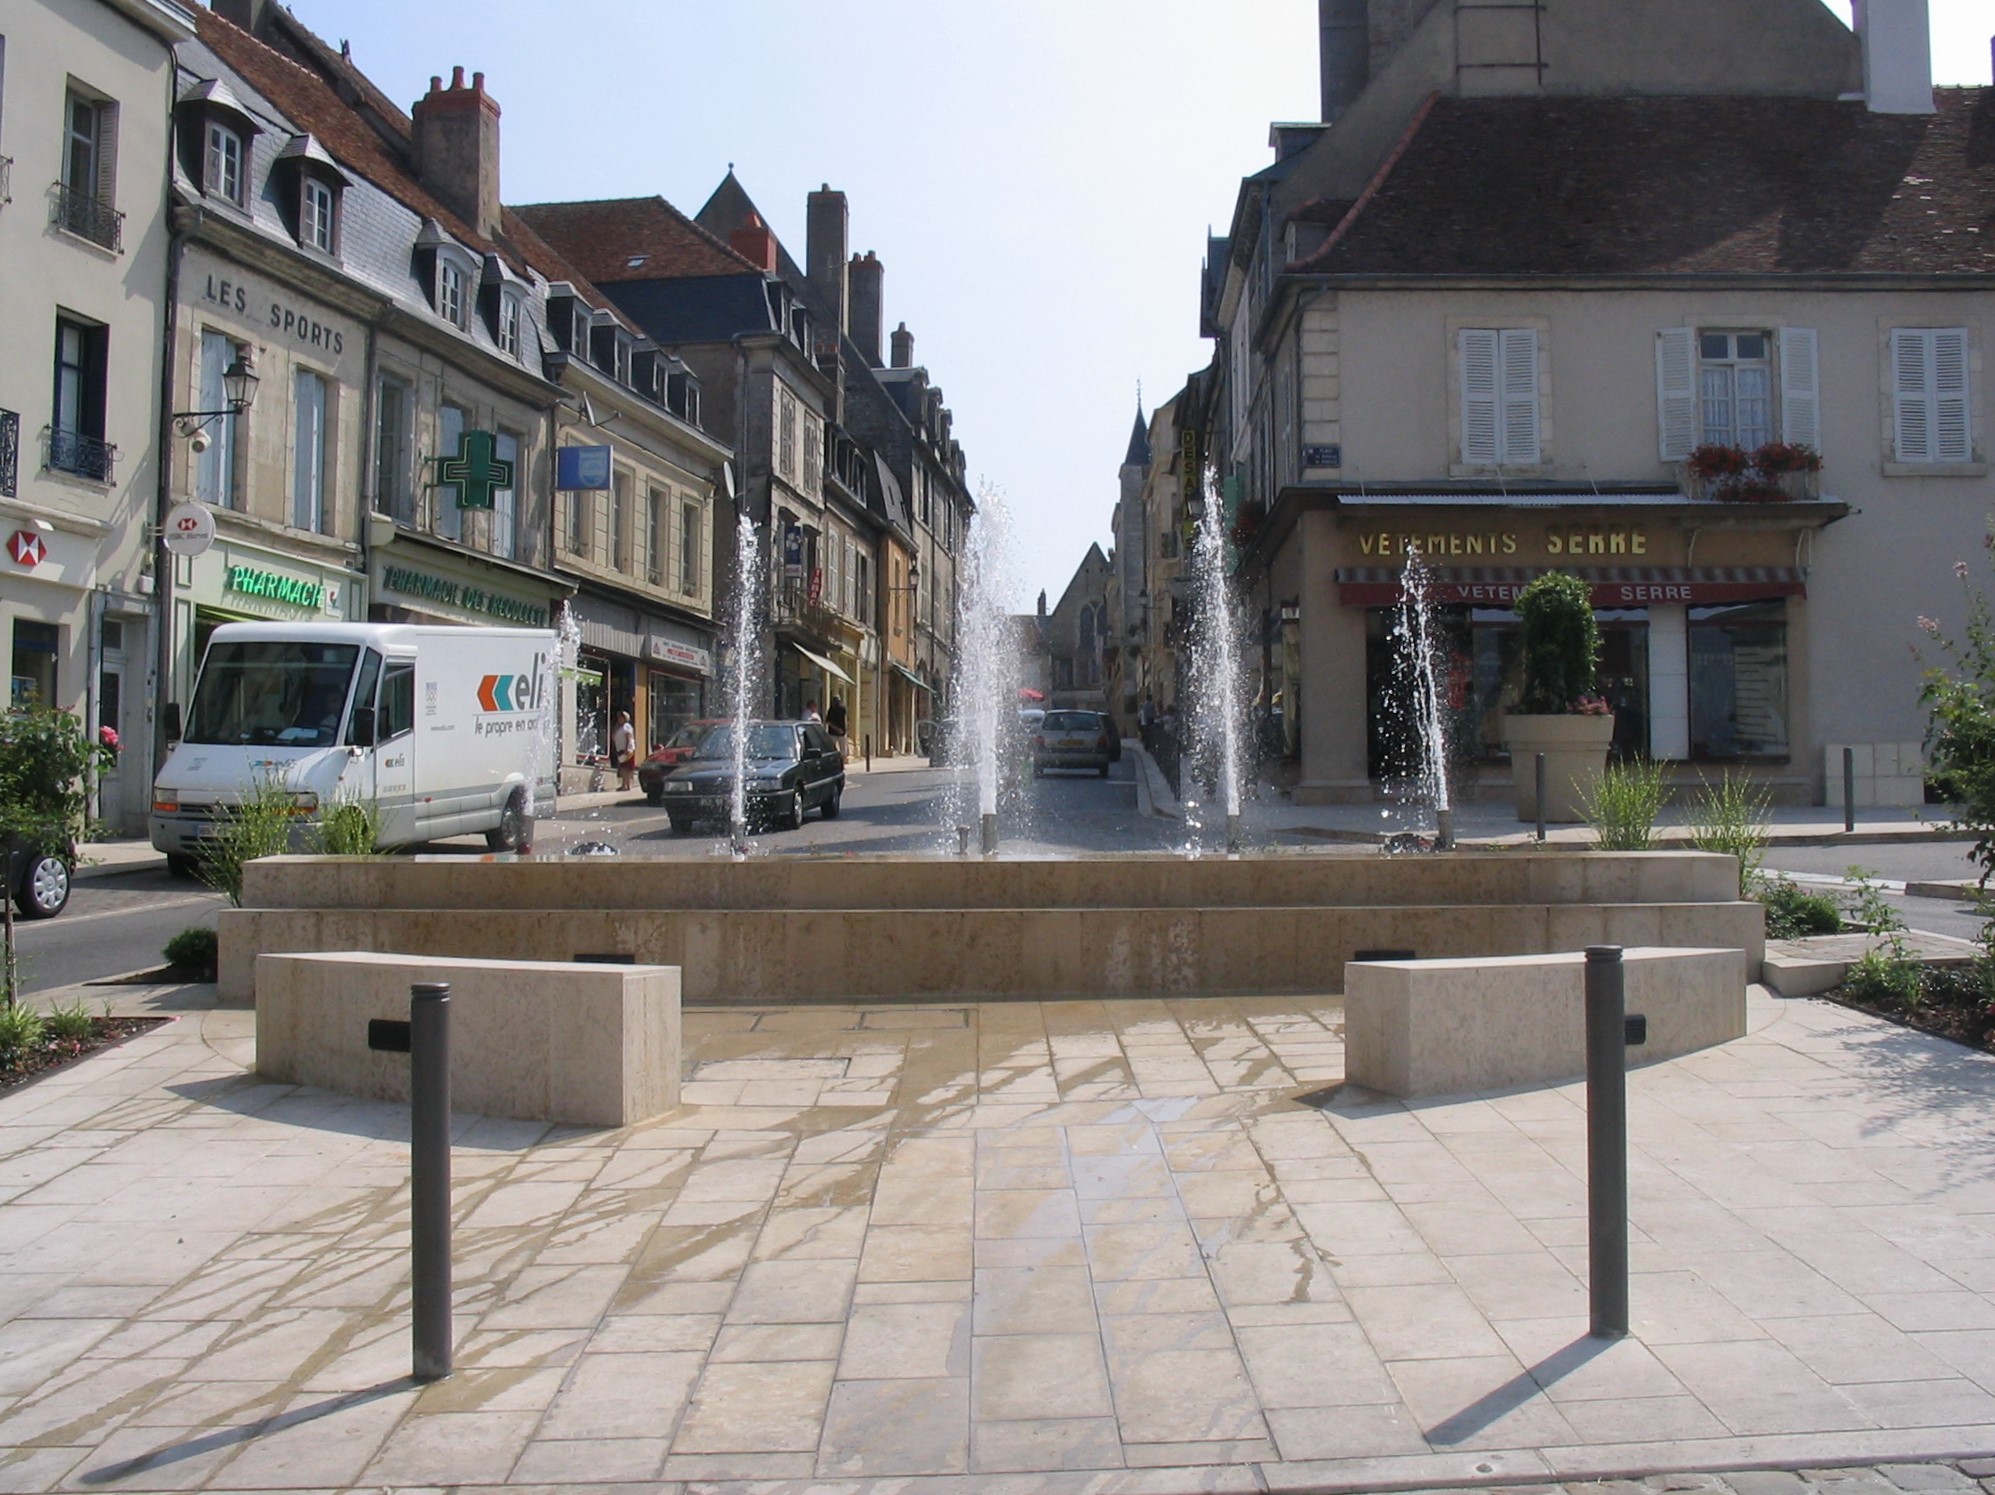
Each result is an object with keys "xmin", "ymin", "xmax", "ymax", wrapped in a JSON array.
[{"xmin": 151, "ymin": 621, "xmax": 558, "ymax": 872}]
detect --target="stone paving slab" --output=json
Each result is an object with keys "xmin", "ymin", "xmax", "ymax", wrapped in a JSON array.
[{"xmin": 0, "ymin": 981, "xmax": 1989, "ymax": 1494}]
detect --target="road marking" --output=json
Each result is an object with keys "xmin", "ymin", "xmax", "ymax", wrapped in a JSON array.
[{"xmin": 39, "ymin": 893, "xmax": 221, "ymax": 928}]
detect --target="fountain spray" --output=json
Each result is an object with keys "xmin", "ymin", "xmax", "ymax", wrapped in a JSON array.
[
  {"xmin": 945, "ymin": 482, "xmax": 1015, "ymax": 856},
  {"xmin": 1400, "ymin": 546, "xmax": 1454, "ymax": 849},
  {"xmin": 724, "ymin": 508, "xmax": 763, "ymax": 857},
  {"xmin": 1192, "ymin": 473, "xmax": 1245, "ymax": 855}
]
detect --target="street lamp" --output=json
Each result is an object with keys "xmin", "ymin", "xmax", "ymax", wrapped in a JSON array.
[{"xmin": 173, "ymin": 349, "xmax": 259, "ymax": 442}]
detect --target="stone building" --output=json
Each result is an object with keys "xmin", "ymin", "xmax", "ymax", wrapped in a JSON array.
[
  {"xmin": 1039, "ymin": 544, "xmax": 1114, "ymax": 713},
  {"xmin": 0, "ymin": 0, "xmax": 195, "ymax": 832},
  {"xmin": 1198, "ymin": 0, "xmax": 1993, "ymax": 805},
  {"xmin": 1103, "ymin": 404, "xmax": 1150, "ymax": 726}
]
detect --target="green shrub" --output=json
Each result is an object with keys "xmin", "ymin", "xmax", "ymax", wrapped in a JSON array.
[
  {"xmin": 1584, "ymin": 757, "xmax": 1670, "ymax": 850},
  {"xmin": 1685, "ymin": 771, "xmax": 1771, "ymax": 894},
  {"xmin": 1757, "ymin": 876, "xmax": 1841, "ymax": 938},
  {"xmin": 314, "ymin": 800, "xmax": 381, "ymax": 857},
  {"xmin": 1514, "ymin": 571, "xmax": 1600, "ymax": 713},
  {"xmin": 163, "ymin": 926, "xmax": 218, "ymax": 975},
  {"xmin": 43, "ymin": 998, "xmax": 95, "ymax": 1044},
  {"xmin": 0, "ymin": 1003, "xmax": 45, "ymax": 1058},
  {"xmin": 1839, "ymin": 866, "xmax": 1923, "ymax": 1005},
  {"xmin": 196, "ymin": 776, "xmax": 298, "ymax": 907}
]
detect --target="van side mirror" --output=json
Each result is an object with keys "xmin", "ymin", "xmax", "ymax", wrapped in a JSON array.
[
  {"xmin": 164, "ymin": 702, "xmax": 182, "ymax": 744},
  {"xmin": 349, "ymin": 706, "xmax": 377, "ymax": 748}
]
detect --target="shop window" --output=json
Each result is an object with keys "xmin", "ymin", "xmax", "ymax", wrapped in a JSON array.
[
  {"xmin": 10, "ymin": 620, "xmax": 59, "ymax": 708},
  {"xmin": 648, "ymin": 670, "xmax": 701, "ymax": 752},
  {"xmin": 1689, "ymin": 602, "xmax": 1788, "ymax": 759}
]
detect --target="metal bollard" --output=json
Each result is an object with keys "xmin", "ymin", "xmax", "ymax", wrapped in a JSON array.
[
  {"xmin": 1535, "ymin": 753, "xmax": 1548, "ymax": 842},
  {"xmin": 864, "ymin": 733, "xmax": 872, "ymax": 772},
  {"xmin": 1584, "ymin": 946, "xmax": 1629, "ymax": 1340},
  {"xmin": 410, "ymin": 981, "xmax": 453, "ymax": 1381},
  {"xmin": 1843, "ymin": 745, "xmax": 1856, "ymax": 834}
]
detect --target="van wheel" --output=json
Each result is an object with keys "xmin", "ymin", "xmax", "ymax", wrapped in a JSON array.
[
  {"xmin": 166, "ymin": 853, "xmax": 199, "ymax": 881},
  {"xmin": 486, "ymin": 791, "xmax": 527, "ymax": 851}
]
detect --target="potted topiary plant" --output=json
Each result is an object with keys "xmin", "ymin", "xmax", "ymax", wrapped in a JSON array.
[{"xmin": 1504, "ymin": 570, "xmax": 1613, "ymax": 822}]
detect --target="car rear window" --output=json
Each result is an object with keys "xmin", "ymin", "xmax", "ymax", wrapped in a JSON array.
[{"xmin": 1043, "ymin": 711, "xmax": 1097, "ymax": 730}]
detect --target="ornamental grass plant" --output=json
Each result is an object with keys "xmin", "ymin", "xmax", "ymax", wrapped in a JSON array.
[{"xmin": 1583, "ymin": 757, "xmax": 1670, "ymax": 850}]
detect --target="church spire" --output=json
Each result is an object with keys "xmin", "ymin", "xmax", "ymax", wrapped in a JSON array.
[{"xmin": 1122, "ymin": 397, "xmax": 1150, "ymax": 469}]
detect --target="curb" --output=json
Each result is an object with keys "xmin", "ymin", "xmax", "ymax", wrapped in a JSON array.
[
  {"xmin": 74, "ymin": 856, "xmax": 169, "ymax": 882},
  {"xmin": 1905, "ymin": 878, "xmax": 1986, "ymax": 902}
]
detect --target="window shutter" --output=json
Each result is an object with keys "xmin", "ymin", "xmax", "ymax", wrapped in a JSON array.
[
  {"xmin": 1499, "ymin": 328, "xmax": 1540, "ymax": 465},
  {"xmin": 1934, "ymin": 328, "xmax": 1971, "ymax": 463},
  {"xmin": 1656, "ymin": 327, "xmax": 1697, "ymax": 461},
  {"xmin": 1893, "ymin": 328, "xmax": 1934, "ymax": 463},
  {"xmin": 1778, "ymin": 326, "xmax": 1819, "ymax": 452},
  {"xmin": 94, "ymin": 101, "xmax": 118, "ymax": 209},
  {"xmin": 1460, "ymin": 329, "xmax": 1499, "ymax": 466}
]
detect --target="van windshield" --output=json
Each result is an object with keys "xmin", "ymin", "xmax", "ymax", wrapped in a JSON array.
[{"xmin": 185, "ymin": 641, "xmax": 360, "ymax": 747}]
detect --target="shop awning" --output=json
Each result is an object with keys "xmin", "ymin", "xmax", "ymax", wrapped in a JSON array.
[
  {"xmin": 1334, "ymin": 566, "xmax": 1806, "ymax": 608},
  {"xmin": 789, "ymin": 643, "xmax": 854, "ymax": 685},
  {"xmin": 891, "ymin": 662, "xmax": 934, "ymax": 693}
]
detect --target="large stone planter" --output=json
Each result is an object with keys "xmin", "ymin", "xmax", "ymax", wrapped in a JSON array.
[{"xmin": 1505, "ymin": 713, "xmax": 1614, "ymax": 823}]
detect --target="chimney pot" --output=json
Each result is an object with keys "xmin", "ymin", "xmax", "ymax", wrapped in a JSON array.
[
  {"xmin": 451, "ymin": 64, "xmax": 465, "ymax": 88},
  {"xmin": 430, "ymin": 74, "xmax": 442, "ymax": 91}
]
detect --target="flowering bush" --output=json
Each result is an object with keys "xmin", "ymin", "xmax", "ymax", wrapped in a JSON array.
[
  {"xmin": 1570, "ymin": 695, "xmax": 1613, "ymax": 716},
  {"xmin": 98, "ymin": 724, "xmax": 119, "ymax": 757},
  {"xmin": 1686, "ymin": 444, "xmax": 1752, "ymax": 481},
  {"xmin": 1751, "ymin": 441, "xmax": 1822, "ymax": 475}
]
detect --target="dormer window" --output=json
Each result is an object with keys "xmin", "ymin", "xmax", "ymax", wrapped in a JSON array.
[
  {"xmin": 613, "ymin": 334, "xmax": 632, "ymax": 386},
  {"xmin": 668, "ymin": 369, "xmax": 700, "ymax": 427},
  {"xmin": 206, "ymin": 122, "xmax": 243, "ymax": 205},
  {"xmin": 302, "ymin": 176, "xmax": 334, "ymax": 252},
  {"xmin": 499, "ymin": 292, "xmax": 522, "ymax": 358},
  {"xmin": 437, "ymin": 259, "xmax": 465, "ymax": 328}
]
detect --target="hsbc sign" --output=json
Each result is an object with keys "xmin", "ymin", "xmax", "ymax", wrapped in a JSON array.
[{"xmin": 7, "ymin": 531, "xmax": 46, "ymax": 568}]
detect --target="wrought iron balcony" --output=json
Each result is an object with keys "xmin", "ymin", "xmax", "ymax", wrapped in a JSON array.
[
  {"xmin": 46, "ymin": 427, "xmax": 116, "ymax": 483},
  {"xmin": 50, "ymin": 182, "xmax": 123, "ymax": 252},
  {"xmin": 772, "ymin": 576, "xmax": 837, "ymax": 641},
  {"xmin": 0, "ymin": 410, "xmax": 18, "ymax": 497}
]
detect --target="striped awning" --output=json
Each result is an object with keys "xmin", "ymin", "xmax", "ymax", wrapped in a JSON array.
[{"xmin": 1334, "ymin": 565, "xmax": 1805, "ymax": 608}]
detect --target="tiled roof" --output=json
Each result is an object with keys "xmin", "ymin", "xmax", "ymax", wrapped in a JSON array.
[
  {"xmin": 511, "ymin": 198, "xmax": 759, "ymax": 284},
  {"xmin": 1293, "ymin": 91, "xmax": 1995, "ymax": 277}
]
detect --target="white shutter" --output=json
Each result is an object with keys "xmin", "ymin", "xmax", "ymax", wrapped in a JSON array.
[
  {"xmin": 1934, "ymin": 328, "xmax": 1971, "ymax": 463},
  {"xmin": 1460, "ymin": 329, "xmax": 1499, "ymax": 466},
  {"xmin": 1499, "ymin": 328, "xmax": 1540, "ymax": 465},
  {"xmin": 1893, "ymin": 328, "xmax": 1934, "ymax": 463},
  {"xmin": 1656, "ymin": 327, "xmax": 1697, "ymax": 461},
  {"xmin": 1778, "ymin": 326, "xmax": 1819, "ymax": 452}
]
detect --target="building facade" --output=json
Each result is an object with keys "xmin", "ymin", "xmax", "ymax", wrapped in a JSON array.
[
  {"xmin": 1, "ymin": 0, "xmax": 195, "ymax": 832},
  {"xmin": 1199, "ymin": 0, "xmax": 1992, "ymax": 806}
]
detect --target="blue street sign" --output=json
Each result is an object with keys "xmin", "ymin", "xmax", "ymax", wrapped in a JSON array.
[{"xmin": 556, "ymin": 444, "xmax": 612, "ymax": 491}]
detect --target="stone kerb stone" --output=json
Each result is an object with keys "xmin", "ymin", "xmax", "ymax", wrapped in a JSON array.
[
  {"xmin": 253, "ymin": 951, "xmax": 680, "ymax": 1127},
  {"xmin": 1342, "ymin": 946, "xmax": 1746, "ymax": 1098}
]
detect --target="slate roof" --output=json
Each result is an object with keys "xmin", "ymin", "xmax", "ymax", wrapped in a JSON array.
[
  {"xmin": 511, "ymin": 197, "xmax": 757, "ymax": 284},
  {"xmin": 1124, "ymin": 406, "xmax": 1150, "ymax": 469},
  {"xmin": 1293, "ymin": 91, "xmax": 1995, "ymax": 277}
]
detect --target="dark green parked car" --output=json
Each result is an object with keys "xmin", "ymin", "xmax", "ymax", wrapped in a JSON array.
[{"xmin": 657, "ymin": 720, "xmax": 845, "ymax": 833}]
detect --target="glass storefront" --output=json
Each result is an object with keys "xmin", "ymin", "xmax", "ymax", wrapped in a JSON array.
[
  {"xmin": 9, "ymin": 620, "xmax": 59, "ymax": 707},
  {"xmin": 648, "ymin": 670, "xmax": 703, "ymax": 751},
  {"xmin": 1364, "ymin": 598, "xmax": 1786, "ymax": 774}
]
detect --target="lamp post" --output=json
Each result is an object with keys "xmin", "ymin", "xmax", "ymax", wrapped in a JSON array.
[{"xmin": 155, "ymin": 348, "xmax": 258, "ymax": 768}]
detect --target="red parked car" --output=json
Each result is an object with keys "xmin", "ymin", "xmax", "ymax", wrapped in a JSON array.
[{"xmin": 638, "ymin": 719, "xmax": 725, "ymax": 803}]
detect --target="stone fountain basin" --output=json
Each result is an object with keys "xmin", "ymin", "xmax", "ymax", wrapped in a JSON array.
[{"xmin": 222, "ymin": 852, "xmax": 1762, "ymax": 1006}]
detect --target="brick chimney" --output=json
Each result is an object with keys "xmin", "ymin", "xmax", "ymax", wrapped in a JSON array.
[
  {"xmin": 890, "ymin": 321, "xmax": 915, "ymax": 370},
  {"xmin": 729, "ymin": 210, "xmax": 778, "ymax": 272},
  {"xmin": 849, "ymin": 252, "xmax": 884, "ymax": 368},
  {"xmin": 1854, "ymin": 0, "xmax": 1936, "ymax": 113},
  {"xmin": 411, "ymin": 67, "xmax": 502, "ymax": 239},
  {"xmin": 806, "ymin": 185, "xmax": 849, "ymax": 338},
  {"xmin": 1318, "ymin": 0, "xmax": 1369, "ymax": 123}
]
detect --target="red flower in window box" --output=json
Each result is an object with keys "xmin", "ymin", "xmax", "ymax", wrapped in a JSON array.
[
  {"xmin": 1685, "ymin": 444, "xmax": 1751, "ymax": 481},
  {"xmin": 1750, "ymin": 441, "xmax": 1822, "ymax": 476}
]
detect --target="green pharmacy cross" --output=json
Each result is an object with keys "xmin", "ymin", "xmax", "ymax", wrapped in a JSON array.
[{"xmin": 437, "ymin": 429, "xmax": 514, "ymax": 511}]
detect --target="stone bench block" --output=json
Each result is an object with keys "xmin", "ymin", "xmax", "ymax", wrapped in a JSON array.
[
  {"xmin": 1343, "ymin": 946, "xmax": 1744, "ymax": 1099},
  {"xmin": 254, "ymin": 951, "xmax": 680, "ymax": 1127}
]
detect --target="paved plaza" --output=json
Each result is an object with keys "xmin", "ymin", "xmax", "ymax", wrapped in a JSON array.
[{"xmin": 0, "ymin": 981, "xmax": 1992, "ymax": 1494}]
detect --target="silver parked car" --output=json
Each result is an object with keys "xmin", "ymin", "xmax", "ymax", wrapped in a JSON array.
[{"xmin": 1031, "ymin": 709, "xmax": 1114, "ymax": 778}]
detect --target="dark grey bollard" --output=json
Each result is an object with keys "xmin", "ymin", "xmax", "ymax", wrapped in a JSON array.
[
  {"xmin": 1844, "ymin": 745, "xmax": 1856, "ymax": 834},
  {"xmin": 411, "ymin": 981, "xmax": 453, "ymax": 1381},
  {"xmin": 1535, "ymin": 753, "xmax": 1548, "ymax": 842},
  {"xmin": 1584, "ymin": 946, "xmax": 1628, "ymax": 1339}
]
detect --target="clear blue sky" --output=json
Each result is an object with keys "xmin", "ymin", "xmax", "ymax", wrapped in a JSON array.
[{"xmin": 286, "ymin": 0, "xmax": 1989, "ymax": 608}]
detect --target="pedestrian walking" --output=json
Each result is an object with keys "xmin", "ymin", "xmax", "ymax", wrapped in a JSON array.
[
  {"xmin": 611, "ymin": 710, "xmax": 638, "ymax": 792},
  {"xmin": 824, "ymin": 695, "xmax": 848, "ymax": 744}
]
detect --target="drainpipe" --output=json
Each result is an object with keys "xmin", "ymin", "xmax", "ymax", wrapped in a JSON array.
[{"xmin": 151, "ymin": 207, "xmax": 200, "ymax": 783}]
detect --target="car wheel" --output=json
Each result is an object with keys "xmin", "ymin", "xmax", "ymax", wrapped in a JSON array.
[
  {"xmin": 165, "ymin": 853, "xmax": 200, "ymax": 881},
  {"xmin": 786, "ymin": 788, "xmax": 806, "ymax": 831},
  {"xmin": 645, "ymin": 787, "xmax": 664, "ymax": 806},
  {"xmin": 485, "ymin": 791, "xmax": 527, "ymax": 851},
  {"xmin": 667, "ymin": 815, "xmax": 691, "ymax": 835},
  {"xmin": 1099, "ymin": 761, "xmax": 1111, "ymax": 778},
  {"xmin": 15, "ymin": 853, "xmax": 71, "ymax": 920},
  {"xmin": 820, "ymin": 786, "xmax": 842, "ymax": 819}
]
